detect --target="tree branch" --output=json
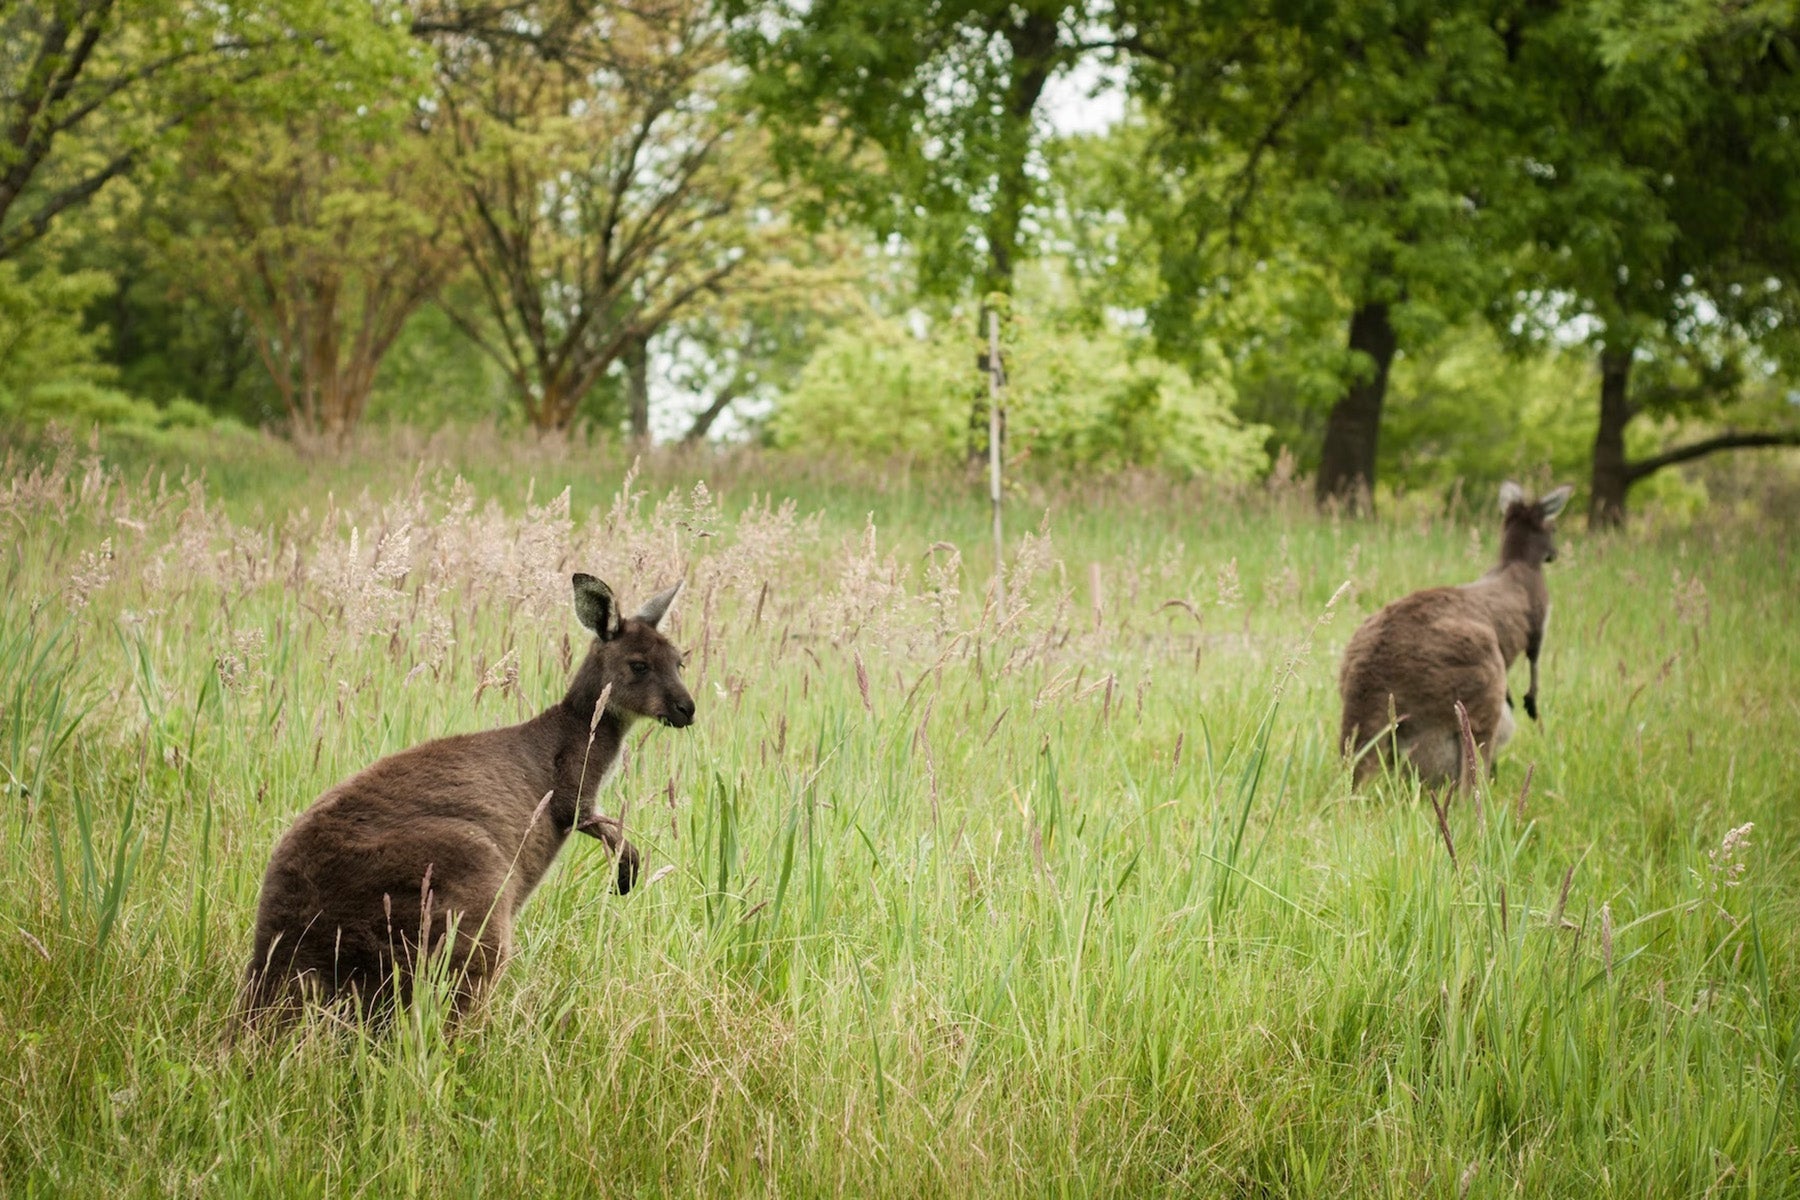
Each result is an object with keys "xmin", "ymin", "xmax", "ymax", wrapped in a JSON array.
[
  {"xmin": 1626, "ymin": 430, "xmax": 1800, "ymax": 481},
  {"xmin": 0, "ymin": 143, "xmax": 140, "ymax": 259},
  {"xmin": 1071, "ymin": 36, "xmax": 1167, "ymax": 64},
  {"xmin": 682, "ymin": 380, "xmax": 742, "ymax": 443},
  {"xmin": 1224, "ymin": 68, "xmax": 1320, "ymax": 246}
]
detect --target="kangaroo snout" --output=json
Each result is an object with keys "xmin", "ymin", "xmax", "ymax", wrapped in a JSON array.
[{"xmin": 663, "ymin": 694, "xmax": 697, "ymax": 728}]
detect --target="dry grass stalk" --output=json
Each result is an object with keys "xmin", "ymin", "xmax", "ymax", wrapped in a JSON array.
[
  {"xmin": 1601, "ymin": 902, "xmax": 1614, "ymax": 980},
  {"xmin": 19, "ymin": 929, "xmax": 50, "ymax": 962},
  {"xmin": 1453, "ymin": 699, "xmax": 1482, "ymax": 818},
  {"xmin": 1273, "ymin": 579, "xmax": 1351, "ymax": 700},
  {"xmin": 1552, "ymin": 864, "xmax": 1576, "ymax": 928},
  {"xmin": 854, "ymin": 651, "xmax": 872, "ymax": 715},
  {"xmin": 1430, "ymin": 790, "xmax": 1458, "ymax": 868},
  {"xmin": 1515, "ymin": 762, "xmax": 1535, "ymax": 822}
]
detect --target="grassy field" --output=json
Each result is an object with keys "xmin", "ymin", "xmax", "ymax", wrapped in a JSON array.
[{"xmin": 2, "ymin": 427, "xmax": 1797, "ymax": 1197}]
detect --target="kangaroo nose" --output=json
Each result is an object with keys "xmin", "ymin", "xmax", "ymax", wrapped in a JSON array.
[{"xmin": 673, "ymin": 697, "xmax": 696, "ymax": 727}]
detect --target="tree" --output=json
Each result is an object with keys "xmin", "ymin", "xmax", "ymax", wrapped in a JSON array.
[
  {"xmin": 737, "ymin": 1, "xmax": 1136, "ymax": 459},
  {"xmin": 0, "ymin": 259, "xmax": 114, "ymax": 402},
  {"xmin": 0, "ymin": 0, "xmax": 409, "ymax": 261},
  {"xmin": 1510, "ymin": 0, "xmax": 1800, "ymax": 526},
  {"xmin": 426, "ymin": 0, "xmax": 791, "ymax": 434},
  {"xmin": 1123, "ymin": 0, "xmax": 1545, "ymax": 510},
  {"xmin": 64, "ymin": 194, "xmax": 274, "ymax": 423},
  {"xmin": 658, "ymin": 228, "xmax": 865, "ymax": 443},
  {"xmin": 738, "ymin": 2, "xmax": 1119, "ymax": 298},
  {"xmin": 173, "ymin": 96, "xmax": 454, "ymax": 440}
]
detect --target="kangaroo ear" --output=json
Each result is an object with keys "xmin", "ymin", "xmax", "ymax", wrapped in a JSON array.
[
  {"xmin": 1498, "ymin": 480, "xmax": 1525, "ymax": 514},
  {"xmin": 634, "ymin": 581, "xmax": 683, "ymax": 628},
  {"xmin": 573, "ymin": 574, "xmax": 620, "ymax": 639},
  {"xmin": 1537, "ymin": 485, "xmax": 1574, "ymax": 519}
]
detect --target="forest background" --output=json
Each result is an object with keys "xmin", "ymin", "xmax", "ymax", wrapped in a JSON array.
[{"xmin": 2, "ymin": 0, "xmax": 1797, "ymax": 521}]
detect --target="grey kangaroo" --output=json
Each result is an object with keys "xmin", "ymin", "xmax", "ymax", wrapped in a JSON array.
[
  {"xmin": 1339, "ymin": 483, "xmax": 1572, "ymax": 789},
  {"xmin": 239, "ymin": 574, "xmax": 693, "ymax": 1033}
]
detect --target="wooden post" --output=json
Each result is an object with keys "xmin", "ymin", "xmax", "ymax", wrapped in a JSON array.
[{"xmin": 987, "ymin": 308, "xmax": 1005, "ymax": 614}]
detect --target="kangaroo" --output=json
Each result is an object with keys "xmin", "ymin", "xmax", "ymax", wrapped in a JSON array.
[
  {"xmin": 1338, "ymin": 482, "xmax": 1572, "ymax": 789},
  {"xmin": 238, "ymin": 574, "xmax": 694, "ymax": 1032}
]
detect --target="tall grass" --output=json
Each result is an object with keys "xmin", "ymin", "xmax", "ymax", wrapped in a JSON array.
[{"xmin": 1, "ymin": 429, "xmax": 1795, "ymax": 1197}]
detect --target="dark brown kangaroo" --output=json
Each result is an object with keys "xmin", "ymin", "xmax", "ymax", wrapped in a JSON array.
[
  {"xmin": 239, "ymin": 575, "xmax": 694, "ymax": 1032},
  {"xmin": 1339, "ymin": 483, "xmax": 1572, "ymax": 789}
]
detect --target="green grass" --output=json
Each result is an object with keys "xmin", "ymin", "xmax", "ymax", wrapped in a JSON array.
[{"xmin": 2, "ymin": 429, "xmax": 1796, "ymax": 1197}]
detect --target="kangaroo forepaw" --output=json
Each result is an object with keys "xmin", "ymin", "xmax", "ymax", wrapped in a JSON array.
[
  {"xmin": 1524, "ymin": 692, "xmax": 1539, "ymax": 722},
  {"xmin": 613, "ymin": 839, "xmax": 640, "ymax": 893},
  {"xmin": 576, "ymin": 815, "xmax": 639, "ymax": 893}
]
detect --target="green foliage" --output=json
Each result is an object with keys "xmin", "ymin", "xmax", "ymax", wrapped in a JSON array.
[
  {"xmin": 431, "ymin": 1, "xmax": 803, "ymax": 433},
  {"xmin": 2, "ymin": 379, "xmax": 244, "ymax": 441},
  {"xmin": 1005, "ymin": 310, "xmax": 1268, "ymax": 477},
  {"xmin": 1504, "ymin": 0, "xmax": 1800, "ymax": 518},
  {"xmin": 171, "ymin": 86, "xmax": 453, "ymax": 438},
  {"xmin": 736, "ymin": 1, "xmax": 1103, "ymax": 295},
  {"xmin": 658, "ymin": 228, "xmax": 870, "ymax": 442},
  {"xmin": 100, "ymin": 265, "xmax": 275, "ymax": 427},
  {"xmin": 0, "ymin": 262, "xmax": 116, "ymax": 398},
  {"xmin": 770, "ymin": 303, "xmax": 1268, "ymax": 477},
  {"xmin": 1036, "ymin": 122, "xmax": 1169, "ymax": 322},
  {"xmin": 1379, "ymin": 325, "xmax": 1594, "ymax": 495},
  {"xmin": 0, "ymin": 260, "xmax": 247, "ymax": 439},
  {"xmin": 1128, "ymin": 0, "xmax": 1530, "ymax": 358},
  {"xmin": 0, "ymin": 0, "xmax": 421, "ymax": 260},
  {"xmin": 1512, "ymin": 0, "xmax": 1800, "ymax": 334},
  {"xmin": 365, "ymin": 305, "xmax": 517, "ymax": 428},
  {"xmin": 765, "ymin": 316, "xmax": 969, "ymax": 458},
  {"xmin": 0, "ymin": 0, "xmax": 1790, "ymax": 511}
]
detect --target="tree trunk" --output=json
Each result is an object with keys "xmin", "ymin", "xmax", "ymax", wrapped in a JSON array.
[
  {"xmin": 682, "ymin": 383, "xmax": 740, "ymax": 444},
  {"xmin": 530, "ymin": 378, "xmax": 569, "ymax": 432},
  {"xmin": 982, "ymin": 6, "xmax": 1058, "ymax": 299},
  {"xmin": 624, "ymin": 333, "xmax": 650, "ymax": 444},
  {"xmin": 1588, "ymin": 345, "xmax": 1634, "ymax": 530},
  {"xmin": 1315, "ymin": 300, "xmax": 1396, "ymax": 513},
  {"xmin": 967, "ymin": 5, "xmax": 1057, "ymax": 464}
]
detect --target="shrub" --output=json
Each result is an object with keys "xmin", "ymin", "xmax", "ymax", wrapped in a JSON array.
[
  {"xmin": 770, "ymin": 310, "xmax": 1270, "ymax": 479},
  {"xmin": 0, "ymin": 262, "xmax": 116, "ymax": 397}
]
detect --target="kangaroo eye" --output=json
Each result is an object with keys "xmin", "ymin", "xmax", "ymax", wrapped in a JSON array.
[{"xmin": 629, "ymin": 661, "xmax": 649, "ymax": 677}]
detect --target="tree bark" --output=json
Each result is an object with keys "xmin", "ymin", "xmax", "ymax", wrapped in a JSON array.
[
  {"xmin": 967, "ymin": 5, "xmax": 1058, "ymax": 465},
  {"xmin": 1315, "ymin": 300, "xmax": 1397, "ymax": 513},
  {"xmin": 624, "ymin": 333, "xmax": 650, "ymax": 443},
  {"xmin": 981, "ymin": 6, "xmax": 1058, "ymax": 298},
  {"xmin": 530, "ymin": 378, "xmax": 568, "ymax": 432},
  {"xmin": 1630, "ymin": 430, "xmax": 1800, "ymax": 477},
  {"xmin": 682, "ymin": 383, "xmax": 740, "ymax": 444},
  {"xmin": 1588, "ymin": 344, "xmax": 1634, "ymax": 529}
]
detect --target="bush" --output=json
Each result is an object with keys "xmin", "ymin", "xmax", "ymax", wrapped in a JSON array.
[
  {"xmin": 766, "ymin": 319, "xmax": 969, "ymax": 460},
  {"xmin": 0, "ymin": 264, "xmax": 245, "ymax": 439},
  {"xmin": 769, "ymin": 309, "xmax": 1269, "ymax": 479},
  {"xmin": 0, "ymin": 262, "xmax": 116, "ymax": 396},
  {"xmin": 0, "ymin": 377, "xmax": 249, "ymax": 439}
]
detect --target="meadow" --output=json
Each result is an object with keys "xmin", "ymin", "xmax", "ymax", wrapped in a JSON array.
[{"xmin": 1, "ymin": 427, "xmax": 1796, "ymax": 1197}]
